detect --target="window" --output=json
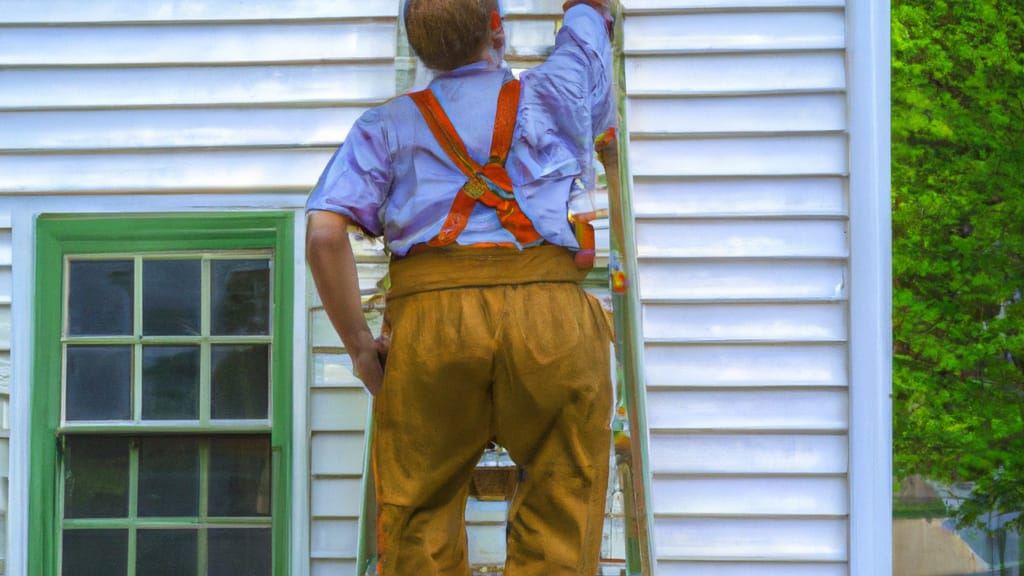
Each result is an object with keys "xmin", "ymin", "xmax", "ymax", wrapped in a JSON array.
[{"xmin": 31, "ymin": 214, "xmax": 293, "ymax": 576}]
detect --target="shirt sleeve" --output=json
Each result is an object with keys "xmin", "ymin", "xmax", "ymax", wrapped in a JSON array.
[
  {"xmin": 305, "ymin": 107, "xmax": 393, "ymax": 237},
  {"xmin": 562, "ymin": 5, "xmax": 616, "ymax": 138},
  {"xmin": 516, "ymin": 5, "xmax": 615, "ymax": 161},
  {"xmin": 510, "ymin": 5, "xmax": 615, "ymax": 192}
]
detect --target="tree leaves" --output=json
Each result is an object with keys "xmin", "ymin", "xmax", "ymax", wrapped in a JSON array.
[{"xmin": 892, "ymin": 0, "xmax": 1024, "ymax": 544}]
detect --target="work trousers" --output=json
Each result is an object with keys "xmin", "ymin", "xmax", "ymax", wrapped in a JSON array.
[{"xmin": 373, "ymin": 245, "xmax": 613, "ymax": 576}]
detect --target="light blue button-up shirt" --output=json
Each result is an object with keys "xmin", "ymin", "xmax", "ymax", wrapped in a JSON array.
[{"xmin": 306, "ymin": 6, "xmax": 615, "ymax": 257}]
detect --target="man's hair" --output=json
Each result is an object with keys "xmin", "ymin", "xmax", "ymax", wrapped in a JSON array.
[{"xmin": 404, "ymin": 0, "xmax": 497, "ymax": 72}]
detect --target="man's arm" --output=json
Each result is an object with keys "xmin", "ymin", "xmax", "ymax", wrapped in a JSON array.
[{"xmin": 306, "ymin": 210, "xmax": 385, "ymax": 396}]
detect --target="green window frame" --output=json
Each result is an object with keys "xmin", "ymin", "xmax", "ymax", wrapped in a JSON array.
[{"xmin": 30, "ymin": 213, "xmax": 294, "ymax": 576}]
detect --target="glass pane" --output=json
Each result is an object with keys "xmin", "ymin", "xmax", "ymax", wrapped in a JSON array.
[
  {"xmin": 208, "ymin": 436, "xmax": 271, "ymax": 517},
  {"xmin": 211, "ymin": 345, "xmax": 269, "ymax": 420},
  {"xmin": 142, "ymin": 346, "xmax": 200, "ymax": 420},
  {"xmin": 138, "ymin": 437, "xmax": 199, "ymax": 517},
  {"xmin": 64, "ymin": 437, "xmax": 129, "ymax": 519},
  {"xmin": 65, "ymin": 345, "xmax": 132, "ymax": 421},
  {"xmin": 207, "ymin": 528, "xmax": 271, "ymax": 576},
  {"xmin": 137, "ymin": 529, "xmax": 197, "ymax": 576},
  {"xmin": 67, "ymin": 260, "xmax": 133, "ymax": 336},
  {"xmin": 143, "ymin": 259, "xmax": 201, "ymax": 336},
  {"xmin": 211, "ymin": 259, "xmax": 270, "ymax": 335},
  {"xmin": 62, "ymin": 529, "xmax": 128, "ymax": 576}
]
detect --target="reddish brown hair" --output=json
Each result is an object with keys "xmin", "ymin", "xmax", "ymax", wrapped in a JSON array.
[{"xmin": 404, "ymin": 0, "xmax": 498, "ymax": 72}]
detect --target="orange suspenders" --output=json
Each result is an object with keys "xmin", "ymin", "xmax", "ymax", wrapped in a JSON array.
[{"xmin": 408, "ymin": 80, "xmax": 543, "ymax": 247}]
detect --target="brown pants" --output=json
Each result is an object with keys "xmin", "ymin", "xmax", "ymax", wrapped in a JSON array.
[{"xmin": 373, "ymin": 245, "xmax": 613, "ymax": 576}]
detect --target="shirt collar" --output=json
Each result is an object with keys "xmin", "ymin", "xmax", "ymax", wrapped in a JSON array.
[{"xmin": 434, "ymin": 59, "xmax": 511, "ymax": 80}]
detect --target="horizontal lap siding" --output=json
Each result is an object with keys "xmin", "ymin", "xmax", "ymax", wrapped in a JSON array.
[
  {"xmin": 622, "ymin": 2, "xmax": 849, "ymax": 573},
  {"xmin": 1, "ymin": 3, "xmax": 400, "ymax": 575},
  {"xmin": 0, "ymin": 1, "xmax": 400, "ymax": 22},
  {"xmin": 0, "ymin": 214, "xmax": 9, "ymax": 574},
  {"xmin": 0, "ymin": 3, "xmax": 398, "ymax": 197}
]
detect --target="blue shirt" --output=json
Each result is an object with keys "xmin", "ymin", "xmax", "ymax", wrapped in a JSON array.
[{"xmin": 306, "ymin": 6, "xmax": 615, "ymax": 257}]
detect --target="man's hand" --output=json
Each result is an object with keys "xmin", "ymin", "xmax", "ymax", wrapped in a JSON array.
[
  {"xmin": 351, "ymin": 338, "xmax": 386, "ymax": 396},
  {"xmin": 563, "ymin": 0, "xmax": 612, "ymax": 10},
  {"xmin": 562, "ymin": 0, "xmax": 616, "ymax": 39}
]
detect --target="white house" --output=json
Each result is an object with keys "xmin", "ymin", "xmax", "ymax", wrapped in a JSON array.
[{"xmin": 0, "ymin": 0, "xmax": 891, "ymax": 574}]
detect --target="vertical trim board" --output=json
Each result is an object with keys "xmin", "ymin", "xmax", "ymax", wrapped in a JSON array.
[{"xmin": 845, "ymin": 0, "xmax": 892, "ymax": 573}]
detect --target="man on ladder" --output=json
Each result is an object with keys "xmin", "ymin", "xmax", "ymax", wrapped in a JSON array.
[{"xmin": 306, "ymin": 1, "xmax": 617, "ymax": 573}]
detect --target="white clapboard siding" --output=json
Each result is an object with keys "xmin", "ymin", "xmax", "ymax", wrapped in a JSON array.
[
  {"xmin": 0, "ymin": 109, "xmax": 370, "ymax": 151},
  {"xmin": 0, "ymin": 2, "xmax": 398, "ymax": 198},
  {"xmin": 2, "ymin": 66, "xmax": 395, "ymax": 110},
  {"xmin": 0, "ymin": 212, "xmax": 10, "ymax": 571},
  {"xmin": 0, "ymin": 212, "xmax": 10, "ymax": 431},
  {"xmin": 621, "ymin": 1, "xmax": 850, "ymax": 573},
  {"xmin": 632, "ymin": 177, "xmax": 848, "ymax": 217},
  {"xmin": 0, "ymin": 23, "xmax": 397, "ymax": 66},
  {"xmin": 644, "ymin": 343, "xmax": 848, "ymax": 388},
  {"xmin": 0, "ymin": 1, "xmax": 399, "ymax": 22},
  {"xmin": 658, "ymin": 565, "xmax": 848, "ymax": 576}
]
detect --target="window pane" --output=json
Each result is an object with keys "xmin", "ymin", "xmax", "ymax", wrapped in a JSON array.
[
  {"xmin": 142, "ymin": 346, "xmax": 200, "ymax": 420},
  {"xmin": 64, "ymin": 437, "xmax": 129, "ymax": 519},
  {"xmin": 208, "ymin": 528, "xmax": 271, "ymax": 576},
  {"xmin": 138, "ymin": 437, "xmax": 199, "ymax": 518},
  {"xmin": 65, "ymin": 345, "xmax": 132, "ymax": 421},
  {"xmin": 68, "ymin": 260, "xmax": 134, "ymax": 336},
  {"xmin": 137, "ymin": 529, "xmax": 197, "ymax": 576},
  {"xmin": 211, "ymin": 345, "xmax": 269, "ymax": 420},
  {"xmin": 211, "ymin": 259, "xmax": 270, "ymax": 335},
  {"xmin": 143, "ymin": 259, "xmax": 201, "ymax": 336},
  {"xmin": 62, "ymin": 529, "xmax": 128, "ymax": 576},
  {"xmin": 208, "ymin": 436, "xmax": 271, "ymax": 517}
]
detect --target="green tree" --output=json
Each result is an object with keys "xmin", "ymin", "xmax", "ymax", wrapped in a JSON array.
[{"xmin": 891, "ymin": 0, "xmax": 1024, "ymax": 562}]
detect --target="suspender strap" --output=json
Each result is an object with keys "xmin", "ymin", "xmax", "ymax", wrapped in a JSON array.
[
  {"xmin": 489, "ymin": 79, "xmax": 519, "ymax": 166},
  {"xmin": 408, "ymin": 80, "xmax": 543, "ymax": 247}
]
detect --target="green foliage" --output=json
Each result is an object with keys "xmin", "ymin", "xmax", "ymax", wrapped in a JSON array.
[{"xmin": 891, "ymin": 0, "xmax": 1024, "ymax": 537}]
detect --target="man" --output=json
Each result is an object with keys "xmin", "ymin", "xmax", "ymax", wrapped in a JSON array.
[{"xmin": 306, "ymin": 1, "xmax": 616, "ymax": 573}]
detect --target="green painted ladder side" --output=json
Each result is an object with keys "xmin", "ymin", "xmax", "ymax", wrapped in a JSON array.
[{"xmin": 605, "ymin": 2, "xmax": 656, "ymax": 572}]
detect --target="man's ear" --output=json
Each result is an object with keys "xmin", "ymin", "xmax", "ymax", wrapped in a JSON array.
[
  {"xmin": 490, "ymin": 10, "xmax": 506, "ymax": 50},
  {"xmin": 491, "ymin": 28, "xmax": 506, "ymax": 51}
]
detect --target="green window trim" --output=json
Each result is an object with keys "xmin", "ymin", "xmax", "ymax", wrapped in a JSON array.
[{"xmin": 31, "ymin": 213, "xmax": 294, "ymax": 576}]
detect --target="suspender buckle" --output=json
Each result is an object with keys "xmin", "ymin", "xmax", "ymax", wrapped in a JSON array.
[{"xmin": 464, "ymin": 177, "xmax": 489, "ymax": 199}]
